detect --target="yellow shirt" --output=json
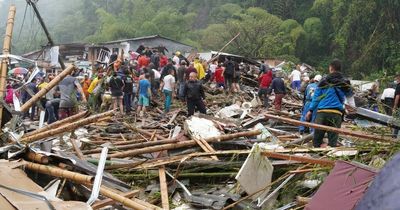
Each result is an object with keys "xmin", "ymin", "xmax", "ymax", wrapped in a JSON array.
[
  {"xmin": 38, "ymin": 82, "xmax": 48, "ymax": 90},
  {"xmin": 194, "ymin": 61, "xmax": 205, "ymax": 80},
  {"xmin": 87, "ymin": 77, "xmax": 99, "ymax": 94}
]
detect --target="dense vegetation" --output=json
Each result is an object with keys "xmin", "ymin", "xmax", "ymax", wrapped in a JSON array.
[{"xmin": 0, "ymin": 0, "xmax": 399, "ymax": 79}]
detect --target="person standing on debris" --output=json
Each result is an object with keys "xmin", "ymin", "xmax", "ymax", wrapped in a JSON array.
[
  {"xmin": 123, "ymin": 68, "xmax": 134, "ymax": 113},
  {"xmin": 269, "ymin": 71, "xmax": 286, "ymax": 111},
  {"xmin": 22, "ymin": 78, "xmax": 39, "ymax": 120},
  {"xmin": 82, "ymin": 73, "xmax": 91, "ymax": 100},
  {"xmin": 88, "ymin": 72, "xmax": 105, "ymax": 112},
  {"xmin": 173, "ymin": 52, "xmax": 181, "ymax": 69},
  {"xmin": 137, "ymin": 73, "xmax": 152, "ymax": 117},
  {"xmin": 299, "ymin": 75, "xmax": 322, "ymax": 134},
  {"xmin": 223, "ymin": 57, "xmax": 235, "ymax": 93},
  {"xmin": 177, "ymin": 60, "xmax": 187, "ymax": 100},
  {"xmin": 258, "ymin": 67, "xmax": 273, "ymax": 108},
  {"xmin": 161, "ymin": 68, "xmax": 176, "ymax": 114},
  {"xmin": 184, "ymin": 72, "xmax": 207, "ymax": 116},
  {"xmin": 185, "ymin": 62, "xmax": 197, "ymax": 81},
  {"xmin": 194, "ymin": 58, "xmax": 205, "ymax": 80},
  {"xmin": 58, "ymin": 72, "xmax": 87, "ymax": 120},
  {"xmin": 259, "ymin": 60, "xmax": 268, "ymax": 76},
  {"xmin": 109, "ymin": 69, "xmax": 125, "ymax": 115},
  {"xmin": 289, "ymin": 67, "xmax": 301, "ymax": 91},
  {"xmin": 381, "ymin": 82, "xmax": 395, "ymax": 115},
  {"xmin": 214, "ymin": 63, "xmax": 225, "ymax": 90},
  {"xmin": 306, "ymin": 59, "xmax": 353, "ymax": 147}
]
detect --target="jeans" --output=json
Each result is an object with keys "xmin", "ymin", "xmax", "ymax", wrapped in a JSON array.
[
  {"xmin": 299, "ymin": 101, "xmax": 317, "ymax": 133},
  {"xmin": 291, "ymin": 80, "xmax": 301, "ymax": 91},
  {"xmin": 45, "ymin": 99, "xmax": 60, "ymax": 124},
  {"xmin": 123, "ymin": 92, "xmax": 132, "ymax": 112},
  {"xmin": 178, "ymin": 83, "xmax": 185, "ymax": 100},
  {"xmin": 313, "ymin": 111, "xmax": 342, "ymax": 147},
  {"xmin": 163, "ymin": 89, "xmax": 172, "ymax": 113}
]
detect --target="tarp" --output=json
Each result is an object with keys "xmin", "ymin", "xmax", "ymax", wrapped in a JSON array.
[
  {"xmin": 305, "ymin": 161, "xmax": 377, "ymax": 210},
  {"xmin": 355, "ymin": 152, "xmax": 400, "ymax": 210}
]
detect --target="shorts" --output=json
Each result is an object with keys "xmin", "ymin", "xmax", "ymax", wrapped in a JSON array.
[
  {"xmin": 138, "ymin": 95, "xmax": 150, "ymax": 106},
  {"xmin": 233, "ymin": 76, "xmax": 240, "ymax": 83},
  {"xmin": 112, "ymin": 96, "xmax": 123, "ymax": 100}
]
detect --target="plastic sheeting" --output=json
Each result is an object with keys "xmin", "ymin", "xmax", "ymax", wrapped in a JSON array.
[{"xmin": 305, "ymin": 161, "xmax": 377, "ymax": 210}]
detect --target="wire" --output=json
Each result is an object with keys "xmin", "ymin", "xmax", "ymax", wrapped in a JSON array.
[{"xmin": 16, "ymin": 3, "xmax": 28, "ymax": 42}]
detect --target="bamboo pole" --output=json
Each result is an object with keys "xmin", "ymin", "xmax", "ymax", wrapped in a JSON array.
[
  {"xmin": 262, "ymin": 151, "xmax": 335, "ymax": 167},
  {"xmin": 83, "ymin": 138, "xmax": 180, "ymax": 154},
  {"xmin": 21, "ymin": 110, "xmax": 114, "ymax": 143},
  {"xmin": 109, "ymin": 130, "xmax": 261, "ymax": 158},
  {"xmin": 25, "ymin": 150, "xmax": 49, "ymax": 164},
  {"xmin": 98, "ymin": 186, "xmax": 161, "ymax": 210},
  {"xmin": 20, "ymin": 65, "xmax": 76, "ymax": 113},
  {"xmin": 264, "ymin": 113, "xmax": 395, "ymax": 143},
  {"xmin": 123, "ymin": 122, "xmax": 169, "ymax": 140},
  {"xmin": 92, "ymin": 190, "xmax": 139, "ymax": 209},
  {"xmin": 24, "ymin": 111, "xmax": 88, "ymax": 137},
  {"xmin": 24, "ymin": 161, "xmax": 94, "ymax": 183},
  {"xmin": 0, "ymin": 5, "xmax": 16, "ymax": 126}
]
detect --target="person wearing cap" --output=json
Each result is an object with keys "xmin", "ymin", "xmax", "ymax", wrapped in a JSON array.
[
  {"xmin": 306, "ymin": 59, "xmax": 353, "ymax": 147},
  {"xmin": 381, "ymin": 82, "xmax": 396, "ymax": 115},
  {"xmin": 299, "ymin": 74, "xmax": 322, "ymax": 134},
  {"xmin": 269, "ymin": 71, "xmax": 286, "ymax": 111}
]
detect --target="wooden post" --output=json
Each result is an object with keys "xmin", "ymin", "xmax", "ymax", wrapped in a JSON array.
[
  {"xmin": 264, "ymin": 113, "xmax": 395, "ymax": 143},
  {"xmin": 123, "ymin": 122, "xmax": 169, "ymax": 140},
  {"xmin": 159, "ymin": 166, "xmax": 169, "ymax": 210},
  {"xmin": 109, "ymin": 129, "xmax": 261, "ymax": 158},
  {"xmin": 21, "ymin": 110, "xmax": 114, "ymax": 143},
  {"xmin": 20, "ymin": 65, "xmax": 75, "ymax": 113},
  {"xmin": 0, "ymin": 5, "xmax": 16, "ymax": 126},
  {"xmin": 262, "ymin": 151, "xmax": 335, "ymax": 167}
]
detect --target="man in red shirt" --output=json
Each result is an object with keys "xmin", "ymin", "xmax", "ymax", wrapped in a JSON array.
[
  {"xmin": 214, "ymin": 63, "xmax": 225, "ymax": 90},
  {"xmin": 138, "ymin": 55, "xmax": 150, "ymax": 68},
  {"xmin": 258, "ymin": 68, "xmax": 273, "ymax": 108}
]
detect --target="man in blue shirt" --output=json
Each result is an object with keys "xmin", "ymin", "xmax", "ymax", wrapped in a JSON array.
[
  {"xmin": 137, "ymin": 73, "xmax": 151, "ymax": 117},
  {"xmin": 306, "ymin": 59, "xmax": 352, "ymax": 147}
]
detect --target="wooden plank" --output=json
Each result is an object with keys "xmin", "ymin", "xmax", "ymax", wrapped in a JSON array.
[
  {"xmin": 264, "ymin": 113, "xmax": 395, "ymax": 143},
  {"xmin": 262, "ymin": 151, "xmax": 335, "ymax": 167},
  {"xmin": 194, "ymin": 138, "xmax": 219, "ymax": 160},
  {"xmin": 158, "ymin": 166, "xmax": 170, "ymax": 210},
  {"xmin": 70, "ymin": 138, "xmax": 85, "ymax": 160},
  {"xmin": 92, "ymin": 190, "xmax": 139, "ymax": 209}
]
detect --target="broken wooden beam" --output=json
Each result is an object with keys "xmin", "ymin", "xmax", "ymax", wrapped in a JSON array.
[
  {"xmin": 21, "ymin": 110, "xmax": 114, "ymax": 143},
  {"xmin": 264, "ymin": 113, "xmax": 395, "ymax": 143},
  {"xmin": 25, "ymin": 150, "xmax": 49, "ymax": 164},
  {"xmin": 109, "ymin": 130, "xmax": 262, "ymax": 158},
  {"xmin": 20, "ymin": 65, "xmax": 76, "ymax": 112},
  {"xmin": 0, "ymin": 5, "xmax": 16, "ymax": 126},
  {"xmin": 123, "ymin": 122, "xmax": 169, "ymax": 140},
  {"xmin": 92, "ymin": 190, "xmax": 139, "ymax": 209},
  {"xmin": 262, "ymin": 151, "xmax": 335, "ymax": 167},
  {"xmin": 159, "ymin": 166, "xmax": 169, "ymax": 210},
  {"xmin": 24, "ymin": 111, "xmax": 89, "ymax": 137}
]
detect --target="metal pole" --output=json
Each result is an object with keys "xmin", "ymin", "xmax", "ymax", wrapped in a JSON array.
[
  {"xmin": 0, "ymin": 5, "xmax": 16, "ymax": 127},
  {"xmin": 26, "ymin": 0, "xmax": 65, "ymax": 69}
]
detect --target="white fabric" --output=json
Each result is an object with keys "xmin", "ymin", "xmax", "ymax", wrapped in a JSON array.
[
  {"xmin": 381, "ymin": 88, "xmax": 395, "ymax": 100},
  {"xmin": 209, "ymin": 64, "xmax": 217, "ymax": 73},
  {"xmin": 50, "ymin": 46, "xmax": 60, "ymax": 67},
  {"xmin": 173, "ymin": 56, "xmax": 180, "ymax": 68},
  {"xmin": 153, "ymin": 69, "xmax": 161, "ymax": 80},
  {"xmin": 163, "ymin": 74, "xmax": 175, "ymax": 91},
  {"xmin": 290, "ymin": 69, "xmax": 301, "ymax": 81}
]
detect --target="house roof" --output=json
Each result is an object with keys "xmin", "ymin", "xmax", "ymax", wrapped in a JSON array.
[{"xmin": 98, "ymin": 35, "xmax": 194, "ymax": 48}]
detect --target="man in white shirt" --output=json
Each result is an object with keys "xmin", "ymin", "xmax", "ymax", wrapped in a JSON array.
[
  {"xmin": 289, "ymin": 68, "xmax": 301, "ymax": 91},
  {"xmin": 381, "ymin": 83, "xmax": 396, "ymax": 115},
  {"xmin": 173, "ymin": 52, "xmax": 181, "ymax": 69},
  {"xmin": 161, "ymin": 68, "xmax": 175, "ymax": 113}
]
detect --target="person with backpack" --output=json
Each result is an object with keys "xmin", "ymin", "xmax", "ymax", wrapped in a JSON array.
[
  {"xmin": 223, "ymin": 57, "xmax": 235, "ymax": 93},
  {"xmin": 306, "ymin": 59, "xmax": 353, "ymax": 147}
]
